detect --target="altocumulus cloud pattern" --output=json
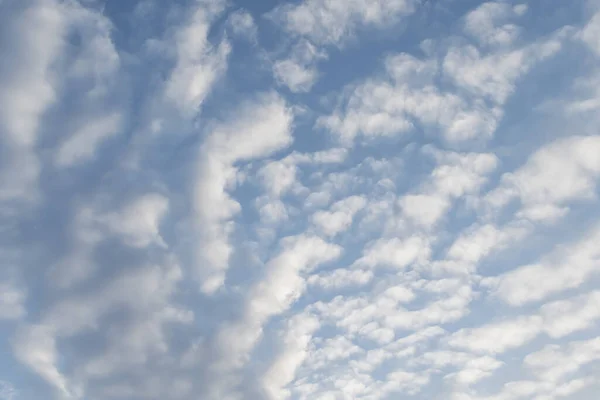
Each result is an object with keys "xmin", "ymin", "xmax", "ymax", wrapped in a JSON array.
[{"xmin": 1, "ymin": 0, "xmax": 600, "ymax": 399}]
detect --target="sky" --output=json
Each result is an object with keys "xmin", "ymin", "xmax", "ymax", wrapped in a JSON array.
[{"xmin": 1, "ymin": 0, "xmax": 600, "ymax": 399}]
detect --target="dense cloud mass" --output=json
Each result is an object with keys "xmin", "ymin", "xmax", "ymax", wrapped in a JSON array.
[{"xmin": 1, "ymin": 0, "xmax": 600, "ymax": 399}]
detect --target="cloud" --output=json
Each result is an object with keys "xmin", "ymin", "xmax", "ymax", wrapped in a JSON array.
[
  {"xmin": 271, "ymin": 0, "xmax": 417, "ymax": 45},
  {"xmin": 447, "ymin": 316, "xmax": 543, "ymax": 355},
  {"xmin": 580, "ymin": 10, "xmax": 600, "ymax": 55},
  {"xmin": 0, "ymin": 0, "xmax": 67, "ymax": 201},
  {"xmin": 272, "ymin": 39, "xmax": 327, "ymax": 93},
  {"xmin": 227, "ymin": 10, "xmax": 258, "ymax": 43},
  {"xmin": 55, "ymin": 112, "xmax": 123, "ymax": 167},
  {"xmin": 193, "ymin": 92, "xmax": 294, "ymax": 294},
  {"xmin": 463, "ymin": 2, "xmax": 527, "ymax": 48},
  {"xmin": 261, "ymin": 313, "xmax": 320, "ymax": 400},
  {"xmin": 524, "ymin": 337, "xmax": 600, "ymax": 383},
  {"xmin": 311, "ymin": 195, "xmax": 366, "ymax": 237},
  {"xmin": 3, "ymin": 1, "xmax": 600, "ymax": 400},
  {"xmin": 485, "ymin": 135, "xmax": 600, "ymax": 222},
  {"xmin": 485, "ymin": 222, "xmax": 600, "ymax": 306},
  {"xmin": 0, "ymin": 381, "xmax": 17, "ymax": 400},
  {"xmin": 13, "ymin": 324, "xmax": 73, "ymax": 398},
  {"xmin": 163, "ymin": 0, "xmax": 230, "ymax": 115}
]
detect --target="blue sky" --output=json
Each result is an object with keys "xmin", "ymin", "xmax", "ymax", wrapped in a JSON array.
[{"xmin": 1, "ymin": 0, "xmax": 600, "ymax": 399}]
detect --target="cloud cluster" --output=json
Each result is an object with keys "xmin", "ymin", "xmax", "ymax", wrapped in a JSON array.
[{"xmin": 1, "ymin": 1, "xmax": 600, "ymax": 400}]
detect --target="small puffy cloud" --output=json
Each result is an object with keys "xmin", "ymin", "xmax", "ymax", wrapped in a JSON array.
[
  {"xmin": 273, "ymin": 59, "xmax": 319, "ymax": 93},
  {"xmin": 272, "ymin": 39, "xmax": 326, "ymax": 92},
  {"xmin": 228, "ymin": 10, "xmax": 257, "ymax": 42},
  {"xmin": 463, "ymin": 2, "xmax": 526, "ymax": 47},
  {"xmin": 312, "ymin": 195, "xmax": 366, "ymax": 237}
]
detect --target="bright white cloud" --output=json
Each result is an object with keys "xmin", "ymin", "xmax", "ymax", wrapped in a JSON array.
[
  {"xmin": 194, "ymin": 93, "xmax": 294, "ymax": 294},
  {"xmin": 164, "ymin": 0, "xmax": 230, "ymax": 115},
  {"xmin": 447, "ymin": 316, "xmax": 543, "ymax": 355},
  {"xmin": 312, "ymin": 195, "xmax": 366, "ymax": 237}
]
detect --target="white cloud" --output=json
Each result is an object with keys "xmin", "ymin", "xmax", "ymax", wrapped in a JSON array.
[
  {"xmin": 4, "ymin": 1, "xmax": 600, "ymax": 400},
  {"xmin": 486, "ymin": 222, "xmax": 600, "ymax": 306},
  {"xmin": 228, "ymin": 10, "xmax": 257, "ymax": 43},
  {"xmin": 400, "ymin": 194, "xmax": 450, "ymax": 228},
  {"xmin": 272, "ymin": 39, "xmax": 326, "ymax": 93},
  {"xmin": 356, "ymin": 236, "xmax": 430, "ymax": 270},
  {"xmin": 194, "ymin": 93, "xmax": 294, "ymax": 294},
  {"xmin": 442, "ymin": 38, "xmax": 562, "ymax": 106},
  {"xmin": 312, "ymin": 195, "xmax": 366, "ymax": 237},
  {"xmin": 15, "ymin": 259, "xmax": 188, "ymax": 398},
  {"xmin": 320, "ymin": 20, "xmax": 567, "ymax": 145},
  {"xmin": 210, "ymin": 235, "xmax": 341, "ymax": 397},
  {"xmin": 319, "ymin": 52, "xmax": 501, "ymax": 144},
  {"xmin": 399, "ymin": 149, "xmax": 498, "ymax": 230},
  {"xmin": 273, "ymin": 59, "xmax": 319, "ymax": 93},
  {"xmin": 541, "ymin": 290, "xmax": 600, "ymax": 338},
  {"xmin": 0, "ymin": 0, "xmax": 67, "ymax": 201},
  {"xmin": 524, "ymin": 337, "xmax": 600, "ymax": 383},
  {"xmin": 485, "ymin": 135, "xmax": 600, "ymax": 222},
  {"xmin": 580, "ymin": 11, "xmax": 600, "ymax": 56},
  {"xmin": 164, "ymin": 0, "xmax": 230, "ymax": 115},
  {"xmin": 100, "ymin": 193, "xmax": 170, "ymax": 248},
  {"xmin": 258, "ymin": 160, "xmax": 298, "ymax": 197},
  {"xmin": 271, "ymin": 0, "xmax": 417, "ymax": 45},
  {"xmin": 13, "ymin": 324, "xmax": 73, "ymax": 398},
  {"xmin": 262, "ymin": 313, "xmax": 320, "ymax": 400},
  {"xmin": 446, "ymin": 356, "xmax": 504, "ymax": 386},
  {"xmin": 463, "ymin": 2, "xmax": 526, "ymax": 48},
  {"xmin": 447, "ymin": 316, "xmax": 543, "ymax": 355},
  {"xmin": 308, "ymin": 267, "xmax": 374, "ymax": 290}
]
